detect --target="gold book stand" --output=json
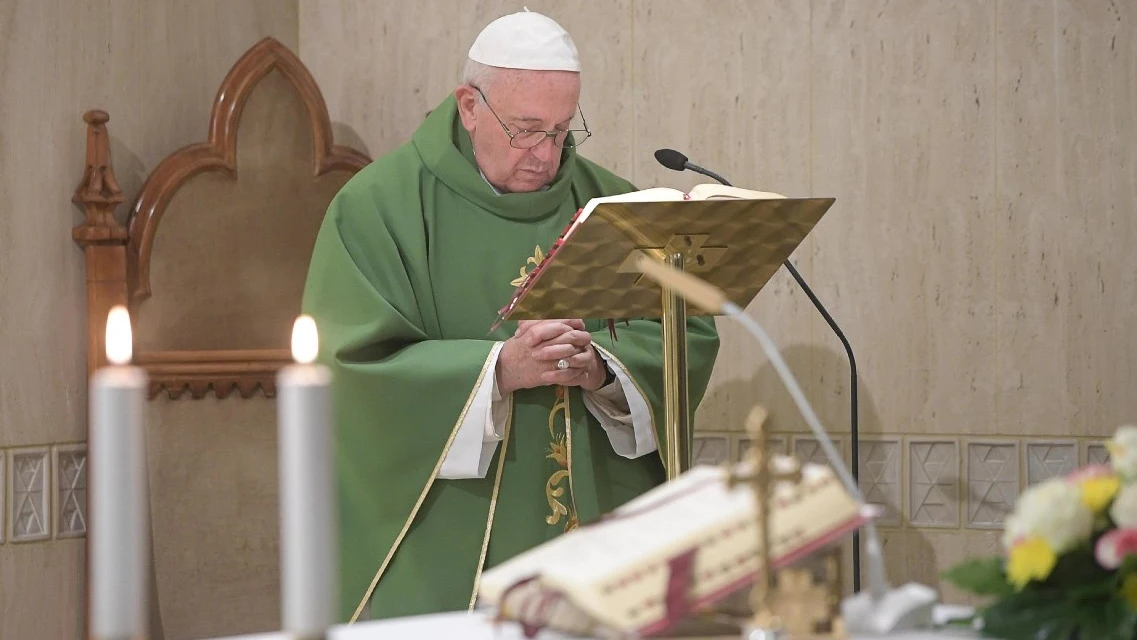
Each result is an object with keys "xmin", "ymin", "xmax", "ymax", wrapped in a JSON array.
[{"xmin": 504, "ymin": 196, "xmax": 835, "ymax": 479}]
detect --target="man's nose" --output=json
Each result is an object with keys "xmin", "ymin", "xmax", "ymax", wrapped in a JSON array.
[{"xmin": 529, "ymin": 135, "xmax": 558, "ymax": 163}]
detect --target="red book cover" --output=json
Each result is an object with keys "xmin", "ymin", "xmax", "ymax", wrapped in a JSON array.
[{"xmin": 490, "ymin": 207, "xmax": 585, "ymax": 332}]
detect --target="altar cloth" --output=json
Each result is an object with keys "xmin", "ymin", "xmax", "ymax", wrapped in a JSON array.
[
  {"xmin": 328, "ymin": 605, "xmax": 978, "ymax": 640},
  {"xmin": 206, "ymin": 605, "xmax": 978, "ymax": 640}
]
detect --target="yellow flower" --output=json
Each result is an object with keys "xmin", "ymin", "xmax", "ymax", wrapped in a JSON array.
[
  {"xmin": 1006, "ymin": 536, "xmax": 1057, "ymax": 589},
  {"xmin": 1066, "ymin": 464, "xmax": 1122, "ymax": 513},
  {"xmin": 1122, "ymin": 574, "xmax": 1137, "ymax": 610},
  {"xmin": 1080, "ymin": 474, "xmax": 1121, "ymax": 513}
]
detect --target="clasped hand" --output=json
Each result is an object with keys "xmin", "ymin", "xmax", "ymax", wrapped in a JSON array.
[{"xmin": 496, "ymin": 319, "xmax": 606, "ymax": 394}]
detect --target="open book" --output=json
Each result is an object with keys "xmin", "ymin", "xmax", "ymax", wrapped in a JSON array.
[
  {"xmin": 492, "ymin": 183, "xmax": 786, "ymax": 330},
  {"xmin": 560, "ymin": 183, "xmax": 786, "ymax": 246},
  {"xmin": 477, "ymin": 458, "xmax": 873, "ymax": 638}
]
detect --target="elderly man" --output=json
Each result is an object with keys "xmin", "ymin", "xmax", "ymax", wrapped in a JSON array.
[{"xmin": 302, "ymin": 10, "xmax": 720, "ymax": 622}]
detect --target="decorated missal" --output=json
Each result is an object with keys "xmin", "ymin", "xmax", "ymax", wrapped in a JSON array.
[{"xmin": 477, "ymin": 457, "xmax": 872, "ymax": 638}]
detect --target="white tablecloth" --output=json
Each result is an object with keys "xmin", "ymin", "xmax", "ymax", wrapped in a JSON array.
[
  {"xmin": 207, "ymin": 606, "xmax": 978, "ymax": 640},
  {"xmin": 323, "ymin": 606, "xmax": 979, "ymax": 640}
]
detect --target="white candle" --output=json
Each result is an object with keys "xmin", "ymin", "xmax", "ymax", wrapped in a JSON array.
[
  {"xmin": 278, "ymin": 315, "xmax": 337, "ymax": 638},
  {"xmin": 90, "ymin": 305, "xmax": 148, "ymax": 640}
]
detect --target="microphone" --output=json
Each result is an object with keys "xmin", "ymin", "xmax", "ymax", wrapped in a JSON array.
[
  {"xmin": 654, "ymin": 148, "xmax": 865, "ymax": 591},
  {"xmin": 634, "ymin": 256, "xmax": 938, "ymax": 635},
  {"xmin": 653, "ymin": 149, "xmax": 732, "ymax": 187}
]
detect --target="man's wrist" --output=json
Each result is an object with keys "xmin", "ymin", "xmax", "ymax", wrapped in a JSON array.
[
  {"xmin": 495, "ymin": 364, "xmax": 510, "ymax": 394},
  {"xmin": 601, "ymin": 361, "xmax": 617, "ymax": 387},
  {"xmin": 587, "ymin": 347, "xmax": 616, "ymax": 390},
  {"xmin": 496, "ymin": 340, "xmax": 517, "ymax": 394}
]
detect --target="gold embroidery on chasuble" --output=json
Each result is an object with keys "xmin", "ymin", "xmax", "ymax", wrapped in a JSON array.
[
  {"xmin": 510, "ymin": 245, "xmax": 545, "ymax": 287},
  {"xmin": 508, "ymin": 246, "xmax": 578, "ymax": 533},
  {"xmin": 545, "ymin": 386, "xmax": 578, "ymax": 532}
]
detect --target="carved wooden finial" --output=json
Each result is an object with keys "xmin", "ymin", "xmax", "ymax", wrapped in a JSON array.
[
  {"xmin": 84, "ymin": 109, "xmax": 110, "ymax": 126},
  {"xmin": 72, "ymin": 109, "xmax": 128, "ymax": 245}
]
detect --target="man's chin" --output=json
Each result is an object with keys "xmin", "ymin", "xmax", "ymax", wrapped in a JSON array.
[{"xmin": 504, "ymin": 173, "xmax": 551, "ymax": 193}]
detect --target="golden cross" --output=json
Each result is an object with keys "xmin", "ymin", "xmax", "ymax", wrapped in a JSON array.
[
  {"xmin": 770, "ymin": 567, "xmax": 834, "ymax": 635},
  {"xmin": 617, "ymin": 234, "xmax": 728, "ymax": 279}
]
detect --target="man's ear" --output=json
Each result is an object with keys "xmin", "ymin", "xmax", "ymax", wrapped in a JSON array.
[{"xmin": 454, "ymin": 85, "xmax": 478, "ymax": 133}]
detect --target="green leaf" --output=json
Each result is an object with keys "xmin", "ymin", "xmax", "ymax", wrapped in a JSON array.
[
  {"xmin": 980, "ymin": 591, "xmax": 1137, "ymax": 640},
  {"xmin": 1045, "ymin": 544, "xmax": 1113, "ymax": 588},
  {"xmin": 979, "ymin": 595, "xmax": 1079, "ymax": 640},
  {"xmin": 1065, "ymin": 580, "xmax": 1115, "ymax": 600},
  {"xmin": 1071, "ymin": 596, "xmax": 1137, "ymax": 640},
  {"xmin": 942, "ymin": 557, "xmax": 1014, "ymax": 596},
  {"xmin": 982, "ymin": 604, "xmax": 1077, "ymax": 636},
  {"xmin": 1117, "ymin": 553, "xmax": 1137, "ymax": 578}
]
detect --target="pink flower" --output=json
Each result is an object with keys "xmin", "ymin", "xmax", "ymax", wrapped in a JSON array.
[
  {"xmin": 1068, "ymin": 464, "xmax": 1114, "ymax": 482},
  {"xmin": 1095, "ymin": 527, "xmax": 1137, "ymax": 569}
]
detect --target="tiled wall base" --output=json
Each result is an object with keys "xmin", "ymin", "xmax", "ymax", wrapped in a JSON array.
[
  {"xmin": 0, "ymin": 432, "xmax": 1107, "ymax": 604},
  {"xmin": 0, "ymin": 443, "xmax": 87, "ymax": 545}
]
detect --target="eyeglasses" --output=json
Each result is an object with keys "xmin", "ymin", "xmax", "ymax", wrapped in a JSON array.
[{"xmin": 472, "ymin": 86, "xmax": 592, "ymax": 149}]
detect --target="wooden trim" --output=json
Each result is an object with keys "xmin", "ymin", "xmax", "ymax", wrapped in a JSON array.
[
  {"xmin": 147, "ymin": 375, "xmax": 285, "ymax": 401},
  {"xmin": 135, "ymin": 348, "xmax": 291, "ymax": 364},
  {"xmin": 72, "ymin": 108, "xmax": 131, "ymax": 640},
  {"xmin": 127, "ymin": 36, "xmax": 370, "ymax": 304},
  {"xmin": 72, "ymin": 110, "xmax": 131, "ymax": 378},
  {"xmin": 72, "ymin": 37, "xmax": 370, "ymax": 403},
  {"xmin": 138, "ymin": 349, "xmax": 291, "ymax": 399}
]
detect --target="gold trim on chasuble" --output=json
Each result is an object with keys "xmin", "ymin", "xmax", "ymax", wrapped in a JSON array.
[
  {"xmin": 592, "ymin": 343, "xmax": 664, "ymax": 468},
  {"xmin": 545, "ymin": 386, "xmax": 580, "ymax": 532},
  {"xmin": 511, "ymin": 244, "xmax": 581, "ymax": 533},
  {"xmin": 349, "ymin": 348, "xmax": 509, "ymax": 623},
  {"xmin": 468, "ymin": 396, "xmax": 513, "ymax": 611}
]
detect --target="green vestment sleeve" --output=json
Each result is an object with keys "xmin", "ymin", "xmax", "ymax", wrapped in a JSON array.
[
  {"xmin": 302, "ymin": 182, "xmax": 501, "ymax": 623},
  {"xmin": 592, "ymin": 315, "xmax": 719, "ymax": 455}
]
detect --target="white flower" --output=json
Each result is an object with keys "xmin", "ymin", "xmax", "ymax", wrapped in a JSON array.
[
  {"xmin": 1001, "ymin": 478, "xmax": 1093, "ymax": 554},
  {"xmin": 1112, "ymin": 483, "xmax": 1137, "ymax": 528},
  {"xmin": 1111, "ymin": 426, "xmax": 1137, "ymax": 482}
]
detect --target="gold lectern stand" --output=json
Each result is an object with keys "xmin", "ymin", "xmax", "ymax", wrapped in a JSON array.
[{"xmin": 503, "ymin": 196, "xmax": 835, "ymax": 479}]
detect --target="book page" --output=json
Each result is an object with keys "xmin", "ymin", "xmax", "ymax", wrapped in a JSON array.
[
  {"xmin": 687, "ymin": 183, "xmax": 786, "ymax": 200},
  {"xmin": 573, "ymin": 186, "xmax": 686, "ymax": 227},
  {"xmin": 550, "ymin": 471, "xmax": 750, "ymax": 586},
  {"xmin": 477, "ymin": 466, "xmax": 726, "ymax": 603}
]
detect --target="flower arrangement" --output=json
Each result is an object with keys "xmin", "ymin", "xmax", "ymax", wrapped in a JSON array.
[{"xmin": 944, "ymin": 426, "xmax": 1137, "ymax": 640}]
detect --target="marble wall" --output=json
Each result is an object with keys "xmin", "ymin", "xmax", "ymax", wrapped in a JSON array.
[
  {"xmin": 299, "ymin": 0, "xmax": 1137, "ymax": 602},
  {"xmin": 0, "ymin": 1, "xmax": 1132, "ymax": 636},
  {"xmin": 0, "ymin": 1, "xmax": 296, "ymax": 638}
]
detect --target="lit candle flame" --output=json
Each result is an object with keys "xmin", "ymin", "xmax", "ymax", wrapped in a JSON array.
[
  {"xmin": 105, "ymin": 305, "xmax": 133, "ymax": 365},
  {"xmin": 291, "ymin": 315, "xmax": 319, "ymax": 364}
]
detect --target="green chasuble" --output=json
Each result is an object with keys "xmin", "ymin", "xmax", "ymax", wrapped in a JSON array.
[{"xmin": 301, "ymin": 95, "xmax": 720, "ymax": 623}]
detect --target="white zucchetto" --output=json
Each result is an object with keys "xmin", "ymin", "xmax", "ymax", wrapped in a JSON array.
[{"xmin": 467, "ymin": 8, "xmax": 581, "ymax": 72}]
